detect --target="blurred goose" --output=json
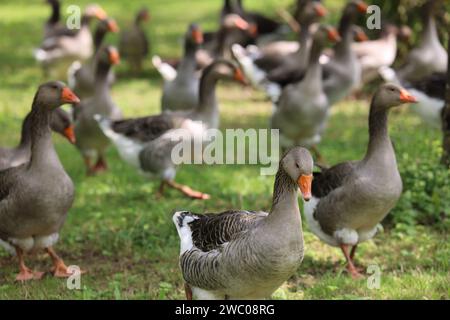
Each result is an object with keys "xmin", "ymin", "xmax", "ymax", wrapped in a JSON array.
[
  {"xmin": 157, "ymin": 24, "xmax": 204, "ymax": 112},
  {"xmin": 119, "ymin": 8, "xmax": 150, "ymax": 74},
  {"xmin": 395, "ymin": 0, "xmax": 447, "ymax": 83},
  {"xmin": 74, "ymin": 46, "xmax": 122, "ymax": 175},
  {"xmin": 173, "ymin": 147, "xmax": 313, "ymax": 299},
  {"xmin": 232, "ymin": 0, "xmax": 326, "ymax": 101},
  {"xmin": 352, "ymin": 24, "xmax": 400, "ymax": 84},
  {"xmin": 96, "ymin": 60, "xmax": 246, "ymax": 199},
  {"xmin": 271, "ymin": 25, "xmax": 340, "ymax": 160},
  {"xmin": 35, "ymin": 4, "xmax": 107, "ymax": 77},
  {"xmin": 68, "ymin": 18, "xmax": 119, "ymax": 98},
  {"xmin": 304, "ymin": 84, "xmax": 417, "ymax": 278},
  {"xmin": 319, "ymin": 0, "xmax": 367, "ymax": 105},
  {"xmin": 0, "ymin": 81, "xmax": 80, "ymax": 281},
  {"xmin": 0, "ymin": 108, "xmax": 75, "ymax": 171}
]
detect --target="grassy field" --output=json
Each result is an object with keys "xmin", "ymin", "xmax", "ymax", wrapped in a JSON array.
[{"xmin": 0, "ymin": 0, "xmax": 449, "ymax": 300}]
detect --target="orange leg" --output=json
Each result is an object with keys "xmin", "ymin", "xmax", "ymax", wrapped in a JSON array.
[
  {"xmin": 93, "ymin": 155, "xmax": 108, "ymax": 173},
  {"xmin": 166, "ymin": 180, "xmax": 210, "ymax": 200},
  {"xmin": 84, "ymin": 156, "xmax": 95, "ymax": 176},
  {"xmin": 185, "ymin": 283, "xmax": 193, "ymax": 300},
  {"xmin": 340, "ymin": 244, "xmax": 363, "ymax": 279},
  {"xmin": 15, "ymin": 247, "xmax": 44, "ymax": 282},
  {"xmin": 45, "ymin": 247, "xmax": 75, "ymax": 278}
]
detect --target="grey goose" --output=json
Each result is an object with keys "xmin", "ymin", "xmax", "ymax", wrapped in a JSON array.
[
  {"xmin": 173, "ymin": 147, "xmax": 313, "ymax": 299},
  {"xmin": 304, "ymin": 83, "xmax": 417, "ymax": 278},
  {"xmin": 0, "ymin": 81, "xmax": 80, "ymax": 281}
]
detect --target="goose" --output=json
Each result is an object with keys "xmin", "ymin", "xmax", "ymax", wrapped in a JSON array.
[
  {"xmin": 395, "ymin": 0, "xmax": 447, "ymax": 83},
  {"xmin": 0, "ymin": 108, "xmax": 75, "ymax": 171},
  {"xmin": 95, "ymin": 60, "xmax": 246, "ymax": 199},
  {"xmin": 173, "ymin": 147, "xmax": 313, "ymax": 300},
  {"xmin": 304, "ymin": 83, "xmax": 417, "ymax": 278},
  {"xmin": 0, "ymin": 81, "xmax": 80, "ymax": 281},
  {"xmin": 271, "ymin": 25, "xmax": 341, "ymax": 160},
  {"xmin": 68, "ymin": 18, "xmax": 119, "ymax": 99},
  {"xmin": 35, "ymin": 4, "xmax": 107, "ymax": 77},
  {"xmin": 379, "ymin": 67, "xmax": 446, "ymax": 129},
  {"xmin": 158, "ymin": 24, "xmax": 204, "ymax": 112},
  {"xmin": 119, "ymin": 8, "xmax": 150, "ymax": 74},
  {"xmin": 232, "ymin": 0, "xmax": 326, "ymax": 101},
  {"xmin": 352, "ymin": 24, "xmax": 400, "ymax": 85},
  {"xmin": 74, "ymin": 46, "xmax": 122, "ymax": 175}
]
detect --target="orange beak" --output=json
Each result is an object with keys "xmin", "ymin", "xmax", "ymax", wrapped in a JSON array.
[
  {"xmin": 108, "ymin": 20, "xmax": 119, "ymax": 33},
  {"xmin": 356, "ymin": 1, "xmax": 368, "ymax": 13},
  {"xmin": 298, "ymin": 174, "xmax": 313, "ymax": 202},
  {"xmin": 192, "ymin": 29, "xmax": 204, "ymax": 45},
  {"xmin": 356, "ymin": 30, "xmax": 368, "ymax": 42},
  {"xmin": 234, "ymin": 16, "xmax": 250, "ymax": 30},
  {"xmin": 109, "ymin": 49, "xmax": 120, "ymax": 65},
  {"xmin": 63, "ymin": 125, "xmax": 76, "ymax": 144},
  {"xmin": 61, "ymin": 87, "xmax": 80, "ymax": 104},
  {"xmin": 327, "ymin": 28, "xmax": 341, "ymax": 42},
  {"xmin": 314, "ymin": 3, "xmax": 328, "ymax": 17},
  {"xmin": 399, "ymin": 89, "xmax": 417, "ymax": 103},
  {"xmin": 234, "ymin": 68, "xmax": 247, "ymax": 85},
  {"xmin": 95, "ymin": 8, "xmax": 108, "ymax": 20}
]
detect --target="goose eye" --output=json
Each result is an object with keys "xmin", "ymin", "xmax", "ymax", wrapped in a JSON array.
[{"xmin": 295, "ymin": 163, "xmax": 300, "ymax": 169}]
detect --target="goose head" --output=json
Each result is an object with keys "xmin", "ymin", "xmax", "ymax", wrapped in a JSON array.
[
  {"xmin": 35, "ymin": 81, "xmax": 80, "ymax": 110},
  {"xmin": 50, "ymin": 108, "xmax": 76, "ymax": 144},
  {"xmin": 372, "ymin": 83, "xmax": 418, "ymax": 111},
  {"xmin": 345, "ymin": 0, "xmax": 368, "ymax": 16},
  {"xmin": 313, "ymin": 25, "xmax": 341, "ymax": 46},
  {"xmin": 136, "ymin": 8, "xmax": 150, "ymax": 23},
  {"xmin": 98, "ymin": 18, "xmax": 119, "ymax": 34},
  {"xmin": 211, "ymin": 59, "xmax": 248, "ymax": 85},
  {"xmin": 97, "ymin": 46, "xmax": 120, "ymax": 67},
  {"xmin": 222, "ymin": 13, "xmax": 257, "ymax": 36},
  {"xmin": 186, "ymin": 23, "xmax": 204, "ymax": 47},
  {"xmin": 296, "ymin": 1, "xmax": 327, "ymax": 26},
  {"xmin": 280, "ymin": 147, "xmax": 314, "ymax": 201},
  {"xmin": 84, "ymin": 4, "xmax": 107, "ymax": 20}
]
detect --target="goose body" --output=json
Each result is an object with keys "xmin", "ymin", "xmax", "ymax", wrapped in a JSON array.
[
  {"xmin": 0, "ymin": 82, "xmax": 80, "ymax": 281},
  {"xmin": 174, "ymin": 147, "xmax": 313, "ymax": 299},
  {"xmin": 159, "ymin": 24, "xmax": 203, "ymax": 111},
  {"xmin": 303, "ymin": 84, "xmax": 417, "ymax": 278},
  {"xmin": 271, "ymin": 25, "xmax": 340, "ymax": 150}
]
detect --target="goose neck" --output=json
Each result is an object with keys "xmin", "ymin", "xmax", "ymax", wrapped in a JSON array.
[
  {"xmin": 268, "ymin": 168, "xmax": 301, "ymax": 225},
  {"xmin": 93, "ymin": 28, "xmax": 107, "ymax": 53},
  {"xmin": 28, "ymin": 102, "xmax": 56, "ymax": 169},
  {"xmin": 364, "ymin": 103, "xmax": 393, "ymax": 162},
  {"xmin": 18, "ymin": 113, "xmax": 33, "ymax": 148},
  {"xmin": 196, "ymin": 65, "xmax": 219, "ymax": 119},
  {"xmin": 48, "ymin": 1, "xmax": 60, "ymax": 24}
]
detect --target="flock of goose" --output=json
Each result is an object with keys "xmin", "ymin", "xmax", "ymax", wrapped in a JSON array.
[{"xmin": 0, "ymin": 0, "xmax": 448, "ymax": 300}]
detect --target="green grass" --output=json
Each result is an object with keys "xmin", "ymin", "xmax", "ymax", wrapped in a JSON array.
[{"xmin": 0, "ymin": 0, "xmax": 449, "ymax": 300}]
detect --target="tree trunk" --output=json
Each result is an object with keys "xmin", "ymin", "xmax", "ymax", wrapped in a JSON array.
[{"xmin": 441, "ymin": 35, "xmax": 450, "ymax": 165}]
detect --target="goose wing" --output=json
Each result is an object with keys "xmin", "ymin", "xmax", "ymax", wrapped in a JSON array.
[
  {"xmin": 110, "ymin": 113, "xmax": 177, "ymax": 143},
  {"xmin": 312, "ymin": 161, "xmax": 357, "ymax": 198}
]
